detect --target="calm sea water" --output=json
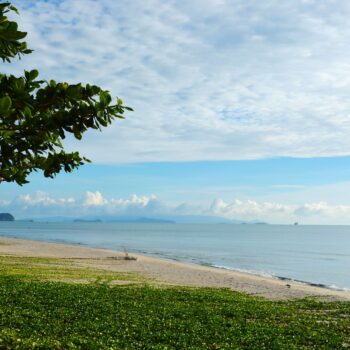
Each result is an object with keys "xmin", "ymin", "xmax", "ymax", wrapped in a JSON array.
[{"xmin": 0, "ymin": 222, "xmax": 349, "ymax": 290}]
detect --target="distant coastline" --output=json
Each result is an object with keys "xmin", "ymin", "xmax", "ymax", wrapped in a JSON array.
[{"xmin": 17, "ymin": 214, "xmax": 268, "ymax": 225}]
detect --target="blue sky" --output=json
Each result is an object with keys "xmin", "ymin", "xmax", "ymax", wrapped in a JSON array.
[{"xmin": 2, "ymin": 0, "xmax": 350, "ymax": 223}]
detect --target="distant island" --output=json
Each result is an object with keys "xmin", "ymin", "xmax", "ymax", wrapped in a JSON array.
[
  {"xmin": 132, "ymin": 217, "xmax": 175, "ymax": 224},
  {"xmin": 32, "ymin": 216, "xmax": 176, "ymax": 224},
  {"xmin": 74, "ymin": 219, "xmax": 102, "ymax": 223},
  {"xmin": 74, "ymin": 217, "xmax": 175, "ymax": 224},
  {"xmin": 0, "ymin": 213, "xmax": 15, "ymax": 221},
  {"xmin": 23, "ymin": 215, "xmax": 270, "ymax": 225}
]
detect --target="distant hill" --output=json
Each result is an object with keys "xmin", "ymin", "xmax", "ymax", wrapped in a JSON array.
[
  {"xmin": 27, "ymin": 214, "xmax": 269, "ymax": 225},
  {"xmin": 0, "ymin": 213, "xmax": 14, "ymax": 221},
  {"xmin": 73, "ymin": 219, "xmax": 102, "ymax": 223},
  {"xmin": 156, "ymin": 215, "xmax": 239, "ymax": 224},
  {"xmin": 32, "ymin": 216, "xmax": 75, "ymax": 223},
  {"xmin": 129, "ymin": 217, "xmax": 175, "ymax": 224},
  {"xmin": 72, "ymin": 215, "xmax": 236, "ymax": 224},
  {"xmin": 31, "ymin": 215, "xmax": 175, "ymax": 224},
  {"xmin": 75, "ymin": 216, "xmax": 175, "ymax": 224}
]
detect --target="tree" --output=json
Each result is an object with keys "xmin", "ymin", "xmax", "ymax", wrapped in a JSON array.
[{"xmin": 0, "ymin": 2, "xmax": 132, "ymax": 185}]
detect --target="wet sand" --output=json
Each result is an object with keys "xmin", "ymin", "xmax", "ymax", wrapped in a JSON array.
[{"xmin": 0, "ymin": 236, "xmax": 349, "ymax": 301}]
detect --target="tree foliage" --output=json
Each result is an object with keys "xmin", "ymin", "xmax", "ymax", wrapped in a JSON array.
[{"xmin": 0, "ymin": 2, "xmax": 132, "ymax": 185}]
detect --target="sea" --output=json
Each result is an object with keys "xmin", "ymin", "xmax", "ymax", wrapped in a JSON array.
[{"xmin": 0, "ymin": 221, "xmax": 349, "ymax": 291}]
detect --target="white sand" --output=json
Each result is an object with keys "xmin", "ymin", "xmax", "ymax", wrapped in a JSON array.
[{"xmin": 0, "ymin": 236, "xmax": 349, "ymax": 301}]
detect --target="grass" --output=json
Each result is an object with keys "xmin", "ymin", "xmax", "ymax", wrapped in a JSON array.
[{"xmin": 0, "ymin": 256, "xmax": 349, "ymax": 349}]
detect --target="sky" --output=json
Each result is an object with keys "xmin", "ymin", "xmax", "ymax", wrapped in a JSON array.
[{"xmin": 2, "ymin": 0, "xmax": 350, "ymax": 224}]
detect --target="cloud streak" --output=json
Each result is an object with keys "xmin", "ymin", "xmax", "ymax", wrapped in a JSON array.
[{"xmin": 4, "ymin": 0, "xmax": 350, "ymax": 163}]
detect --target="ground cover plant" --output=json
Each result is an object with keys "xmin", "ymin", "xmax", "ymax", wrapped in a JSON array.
[
  {"xmin": 0, "ymin": 256, "xmax": 144, "ymax": 284},
  {"xmin": 0, "ymin": 256, "xmax": 349, "ymax": 349}
]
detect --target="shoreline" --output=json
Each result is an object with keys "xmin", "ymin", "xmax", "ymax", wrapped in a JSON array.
[
  {"xmin": 210, "ymin": 264, "xmax": 350, "ymax": 293},
  {"xmin": 0, "ymin": 236, "xmax": 349, "ymax": 301},
  {"xmin": 6, "ymin": 234, "xmax": 350, "ymax": 293},
  {"xmin": 50, "ymin": 237, "xmax": 350, "ymax": 293}
]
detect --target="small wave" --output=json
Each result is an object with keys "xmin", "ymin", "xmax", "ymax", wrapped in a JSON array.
[
  {"xmin": 210, "ymin": 264, "xmax": 350, "ymax": 292},
  {"xmin": 328, "ymin": 284, "xmax": 350, "ymax": 292},
  {"xmin": 279, "ymin": 277, "xmax": 350, "ymax": 292},
  {"xmin": 211, "ymin": 264, "xmax": 274, "ymax": 278}
]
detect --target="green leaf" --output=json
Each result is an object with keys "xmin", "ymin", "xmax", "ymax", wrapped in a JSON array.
[
  {"xmin": 0, "ymin": 2, "xmax": 132, "ymax": 185},
  {"xmin": 0, "ymin": 96, "xmax": 12, "ymax": 113},
  {"xmin": 12, "ymin": 77, "xmax": 25, "ymax": 91},
  {"xmin": 28, "ymin": 69, "xmax": 38, "ymax": 81},
  {"xmin": 67, "ymin": 85, "xmax": 82, "ymax": 99},
  {"xmin": 9, "ymin": 5, "xmax": 19, "ymax": 15},
  {"xmin": 22, "ymin": 106, "xmax": 32, "ymax": 118}
]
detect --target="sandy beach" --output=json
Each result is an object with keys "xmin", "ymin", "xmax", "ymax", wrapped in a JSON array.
[{"xmin": 0, "ymin": 236, "xmax": 349, "ymax": 301}]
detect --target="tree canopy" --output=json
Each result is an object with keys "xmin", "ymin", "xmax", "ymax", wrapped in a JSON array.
[{"xmin": 0, "ymin": 2, "xmax": 132, "ymax": 185}]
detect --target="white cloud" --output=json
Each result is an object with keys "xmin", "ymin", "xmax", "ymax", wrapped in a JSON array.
[
  {"xmin": 109, "ymin": 194, "xmax": 157, "ymax": 209},
  {"xmin": 210, "ymin": 198, "xmax": 293, "ymax": 222},
  {"xmin": 5, "ymin": 0, "xmax": 350, "ymax": 163},
  {"xmin": 210, "ymin": 198, "xmax": 350, "ymax": 224},
  {"xmin": 17, "ymin": 191, "xmax": 75, "ymax": 207},
  {"xmin": 4, "ymin": 191, "xmax": 164, "ymax": 217},
  {"xmin": 84, "ymin": 191, "xmax": 106, "ymax": 206},
  {"xmin": 3, "ymin": 190, "xmax": 350, "ymax": 224},
  {"xmin": 294, "ymin": 201, "xmax": 350, "ymax": 217},
  {"xmin": 83, "ymin": 192, "xmax": 160, "ymax": 212}
]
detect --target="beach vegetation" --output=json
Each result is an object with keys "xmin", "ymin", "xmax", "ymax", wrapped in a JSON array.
[
  {"xmin": 0, "ymin": 2, "xmax": 132, "ymax": 185},
  {"xmin": 0, "ymin": 256, "xmax": 145, "ymax": 284},
  {"xmin": 0, "ymin": 256, "xmax": 349, "ymax": 349}
]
